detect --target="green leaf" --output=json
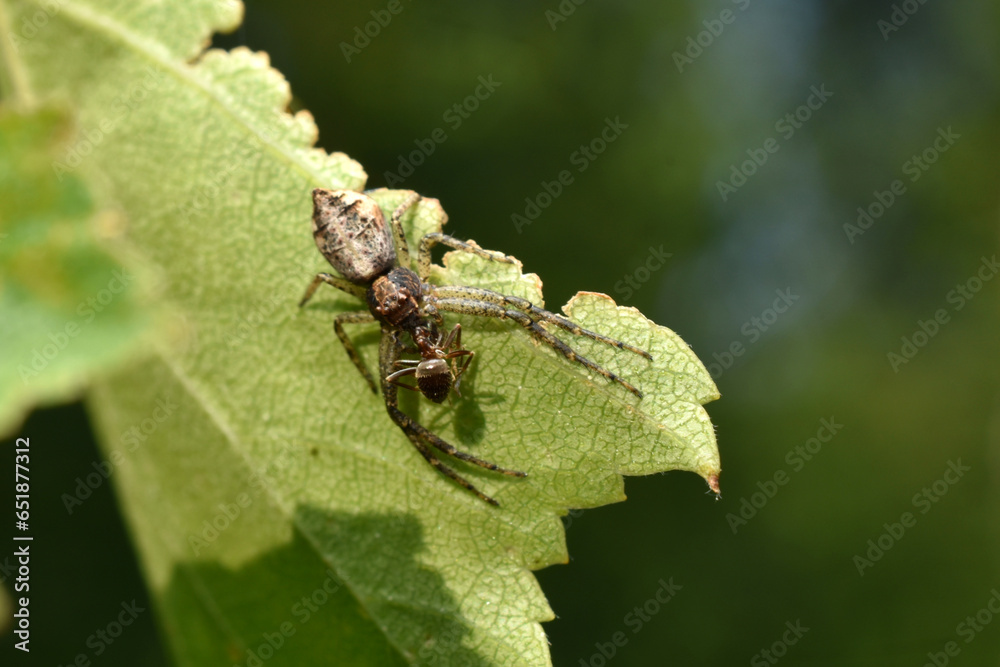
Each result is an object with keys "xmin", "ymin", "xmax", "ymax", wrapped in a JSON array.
[
  {"xmin": 0, "ymin": 104, "xmax": 158, "ymax": 433},
  {"xmin": 1, "ymin": 1, "xmax": 720, "ymax": 665}
]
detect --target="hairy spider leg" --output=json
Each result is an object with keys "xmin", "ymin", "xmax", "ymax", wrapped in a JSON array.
[
  {"xmin": 379, "ymin": 329, "xmax": 526, "ymax": 507},
  {"xmin": 298, "ymin": 273, "xmax": 379, "ymax": 392},
  {"xmin": 432, "ymin": 284, "xmax": 652, "ymax": 360},
  {"xmin": 387, "ymin": 192, "xmax": 422, "ymax": 270},
  {"xmin": 334, "ymin": 310, "xmax": 378, "ymax": 393},
  {"xmin": 417, "ymin": 232, "xmax": 517, "ymax": 281},
  {"xmin": 429, "ymin": 296, "xmax": 645, "ymax": 398},
  {"xmin": 298, "ymin": 271, "xmax": 366, "ymax": 306}
]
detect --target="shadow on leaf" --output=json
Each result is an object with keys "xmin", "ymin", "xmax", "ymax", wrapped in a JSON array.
[{"xmin": 160, "ymin": 505, "xmax": 495, "ymax": 667}]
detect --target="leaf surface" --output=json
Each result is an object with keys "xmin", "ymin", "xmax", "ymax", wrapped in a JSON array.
[{"xmin": 0, "ymin": 1, "xmax": 720, "ymax": 664}]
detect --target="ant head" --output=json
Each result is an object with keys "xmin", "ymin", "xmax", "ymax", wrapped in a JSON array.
[{"xmin": 415, "ymin": 358, "xmax": 452, "ymax": 403}]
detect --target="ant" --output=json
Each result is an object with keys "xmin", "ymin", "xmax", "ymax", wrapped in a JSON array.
[
  {"xmin": 299, "ymin": 189, "xmax": 651, "ymax": 505},
  {"xmin": 386, "ymin": 323, "xmax": 474, "ymax": 404}
]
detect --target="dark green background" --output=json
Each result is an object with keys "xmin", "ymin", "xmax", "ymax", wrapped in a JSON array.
[{"xmin": 5, "ymin": 0, "xmax": 999, "ymax": 665}]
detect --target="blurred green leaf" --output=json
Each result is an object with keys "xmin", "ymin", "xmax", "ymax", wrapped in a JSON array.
[
  {"xmin": 0, "ymin": 105, "xmax": 156, "ymax": 433},
  {"xmin": 1, "ymin": 0, "xmax": 719, "ymax": 665}
]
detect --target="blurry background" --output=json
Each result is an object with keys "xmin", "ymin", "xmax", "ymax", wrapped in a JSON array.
[{"xmin": 6, "ymin": 0, "xmax": 999, "ymax": 664}]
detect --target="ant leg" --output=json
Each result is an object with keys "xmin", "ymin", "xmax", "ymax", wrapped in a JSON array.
[
  {"xmin": 420, "ymin": 301, "xmax": 445, "ymax": 328},
  {"xmin": 299, "ymin": 272, "xmax": 366, "ymax": 306},
  {"xmin": 388, "ymin": 192, "xmax": 421, "ymax": 269},
  {"xmin": 434, "ymin": 323, "xmax": 474, "ymax": 395},
  {"xmin": 431, "ymin": 284, "xmax": 652, "ymax": 359},
  {"xmin": 431, "ymin": 297, "xmax": 644, "ymax": 399},
  {"xmin": 417, "ymin": 233, "xmax": 517, "ymax": 281},
  {"xmin": 449, "ymin": 350, "xmax": 475, "ymax": 396},
  {"xmin": 378, "ymin": 329, "xmax": 525, "ymax": 506},
  {"xmin": 386, "ymin": 365, "xmax": 421, "ymax": 392},
  {"xmin": 440, "ymin": 322, "xmax": 462, "ymax": 349},
  {"xmin": 334, "ymin": 311, "xmax": 378, "ymax": 393}
]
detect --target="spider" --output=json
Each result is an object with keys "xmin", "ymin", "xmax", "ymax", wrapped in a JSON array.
[{"xmin": 299, "ymin": 188, "xmax": 652, "ymax": 505}]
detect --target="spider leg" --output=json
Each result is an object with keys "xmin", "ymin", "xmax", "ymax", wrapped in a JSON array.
[
  {"xmin": 334, "ymin": 311, "xmax": 379, "ymax": 393},
  {"xmin": 417, "ymin": 232, "xmax": 517, "ymax": 281},
  {"xmin": 388, "ymin": 192, "xmax": 421, "ymax": 269},
  {"xmin": 299, "ymin": 272, "xmax": 366, "ymax": 306},
  {"xmin": 405, "ymin": 434, "xmax": 502, "ymax": 507},
  {"xmin": 430, "ymin": 297, "xmax": 645, "ymax": 399},
  {"xmin": 432, "ymin": 284, "xmax": 652, "ymax": 360},
  {"xmin": 379, "ymin": 328, "xmax": 525, "ymax": 506}
]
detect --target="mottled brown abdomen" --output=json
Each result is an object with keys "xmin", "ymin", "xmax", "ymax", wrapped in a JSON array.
[{"xmin": 312, "ymin": 189, "xmax": 395, "ymax": 285}]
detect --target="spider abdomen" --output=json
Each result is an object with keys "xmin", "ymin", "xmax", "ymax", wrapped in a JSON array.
[{"xmin": 312, "ymin": 189, "xmax": 395, "ymax": 284}]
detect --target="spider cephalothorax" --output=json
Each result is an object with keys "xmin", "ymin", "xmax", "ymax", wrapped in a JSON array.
[{"xmin": 367, "ymin": 267, "xmax": 424, "ymax": 331}]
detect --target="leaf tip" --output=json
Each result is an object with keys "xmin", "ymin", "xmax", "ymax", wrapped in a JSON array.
[{"xmin": 707, "ymin": 472, "xmax": 721, "ymax": 497}]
